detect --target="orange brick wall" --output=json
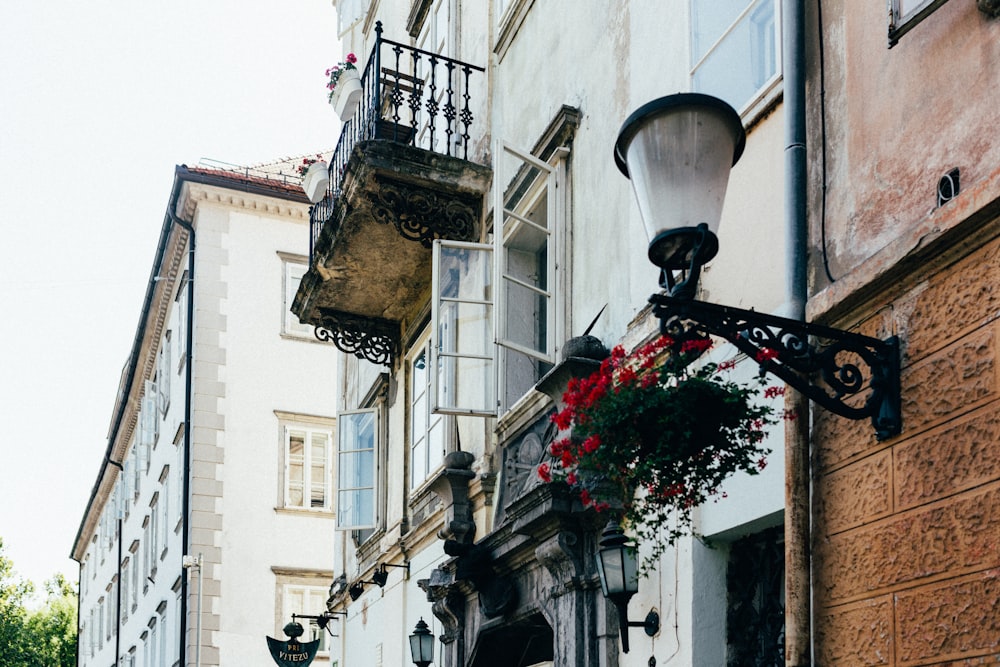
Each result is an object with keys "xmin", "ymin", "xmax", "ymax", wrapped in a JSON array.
[{"xmin": 812, "ymin": 234, "xmax": 1000, "ymax": 666}]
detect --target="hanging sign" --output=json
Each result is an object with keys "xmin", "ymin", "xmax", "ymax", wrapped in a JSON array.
[{"xmin": 266, "ymin": 635, "xmax": 320, "ymax": 667}]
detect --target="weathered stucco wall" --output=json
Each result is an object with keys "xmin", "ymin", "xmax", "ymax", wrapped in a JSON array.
[
  {"xmin": 806, "ymin": 0, "xmax": 1000, "ymax": 294},
  {"xmin": 807, "ymin": 3, "xmax": 1000, "ymax": 663}
]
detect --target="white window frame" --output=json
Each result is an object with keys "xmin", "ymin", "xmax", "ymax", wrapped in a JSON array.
[
  {"xmin": 283, "ymin": 426, "xmax": 334, "ymax": 511},
  {"xmin": 690, "ymin": 0, "xmax": 782, "ymax": 115},
  {"xmin": 158, "ymin": 333, "xmax": 171, "ymax": 415},
  {"xmin": 888, "ymin": 0, "xmax": 950, "ymax": 46},
  {"xmin": 175, "ymin": 271, "xmax": 189, "ymax": 369},
  {"xmin": 282, "ymin": 258, "xmax": 314, "ymax": 338},
  {"xmin": 335, "ymin": 408, "xmax": 379, "ymax": 531},
  {"xmin": 495, "ymin": 142, "xmax": 564, "ymax": 413},
  {"xmin": 430, "ymin": 240, "xmax": 496, "ymax": 416},
  {"xmin": 281, "ymin": 584, "xmax": 331, "ymax": 656},
  {"xmin": 409, "ymin": 337, "xmax": 452, "ymax": 489}
]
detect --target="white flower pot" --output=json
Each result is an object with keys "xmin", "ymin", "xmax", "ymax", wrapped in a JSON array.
[
  {"xmin": 330, "ymin": 69, "xmax": 363, "ymax": 122},
  {"xmin": 302, "ymin": 161, "xmax": 330, "ymax": 203}
]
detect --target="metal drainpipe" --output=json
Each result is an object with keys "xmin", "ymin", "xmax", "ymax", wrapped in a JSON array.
[
  {"xmin": 107, "ymin": 458, "xmax": 124, "ymax": 666},
  {"xmin": 782, "ymin": 0, "xmax": 812, "ymax": 665},
  {"xmin": 169, "ymin": 210, "xmax": 195, "ymax": 667}
]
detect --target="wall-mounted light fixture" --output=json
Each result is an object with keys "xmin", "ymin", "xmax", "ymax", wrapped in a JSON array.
[
  {"xmin": 409, "ymin": 618, "xmax": 435, "ymax": 667},
  {"xmin": 615, "ymin": 93, "xmax": 901, "ymax": 440},
  {"xmin": 371, "ymin": 561, "xmax": 410, "ymax": 588},
  {"xmin": 594, "ymin": 521, "xmax": 660, "ymax": 653},
  {"xmin": 292, "ymin": 611, "xmax": 347, "ymax": 637}
]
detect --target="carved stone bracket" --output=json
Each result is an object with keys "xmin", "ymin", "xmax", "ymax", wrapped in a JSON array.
[
  {"xmin": 428, "ymin": 451, "xmax": 478, "ymax": 555},
  {"xmin": 315, "ymin": 308, "xmax": 399, "ymax": 366},
  {"xmin": 369, "ymin": 179, "xmax": 480, "ymax": 248},
  {"xmin": 535, "ymin": 530, "xmax": 588, "ymax": 595},
  {"xmin": 419, "ymin": 569, "xmax": 467, "ymax": 645}
]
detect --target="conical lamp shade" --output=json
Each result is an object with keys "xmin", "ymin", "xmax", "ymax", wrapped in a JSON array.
[{"xmin": 615, "ymin": 93, "xmax": 745, "ymax": 269}]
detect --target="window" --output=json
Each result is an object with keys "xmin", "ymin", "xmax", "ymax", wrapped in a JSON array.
[
  {"xmin": 431, "ymin": 240, "xmax": 495, "ymax": 415},
  {"xmin": 726, "ymin": 526, "xmax": 785, "ymax": 666},
  {"xmin": 140, "ymin": 380, "xmax": 159, "ymax": 460},
  {"xmin": 495, "ymin": 142, "xmax": 563, "ymax": 411},
  {"xmin": 284, "ymin": 427, "xmax": 333, "ymax": 510},
  {"xmin": 691, "ymin": 0, "xmax": 780, "ymax": 114},
  {"xmin": 121, "ymin": 558, "xmax": 130, "ymax": 623},
  {"xmin": 429, "ymin": 140, "xmax": 568, "ymax": 418},
  {"xmin": 158, "ymin": 333, "xmax": 171, "ymax": 415},
  {"xmin": 150, "ymin": 617, "xmax": 159, "ymax": 665},
  {"xmin": 410, "ymin": 340, "xmax": 451, "ymax": 488},
  {"xmin": 416, "ymin": 0, "xmax": 457, "ymax": 154},
  {"xmin": 160, "ymin": 474, "xmax": 170, "ymax": 555},
  {"xmin": 281, "ymin": 585, "xmax": 330, "ymax": 655},
  {"xmin": 149, "ymin": 495, "xmax": 160, "ymax": 570},
  {"xmin": 130, "ymin": 542, "xmax": 140, "ymax": 611},
  {"xmin": 175, "ymin": 270, "xmax": 189, "ymax": 367},
  {"xmin": 336, "ymin": 409, "xmax": 378, "ymax": 530},
  {"xmin": 175, "ymin": 446, "xmax": 185, "ymax": 530},
  {"xmin": 888, "ymin": 0, "xmax": 950, "ymax": 45},
  {"xmin": 283, "ymin": 259, "xmax": 313, "ymax": 338},
  {"xmin": 106, "ymin": 585, "xmax": 114, "ymax": 640},
  {"xmin": 159, "ymin": 609, "xmax": 168, "ymax": 665}
]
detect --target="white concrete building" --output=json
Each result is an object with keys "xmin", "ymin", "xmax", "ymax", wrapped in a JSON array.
[
  {"xmin": 292, "ymin": 1, "xmax": 791, "ymax": 666},
  {"xmin": 72, "ymin": 162, "xmax": 340, "ymax": 667}
]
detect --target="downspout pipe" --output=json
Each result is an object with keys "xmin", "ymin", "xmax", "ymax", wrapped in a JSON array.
[
  {"xmin": 107, "ymin": 458, "xmax": 124, "ymax": 666},
  {"xmin": 782, "ymin": 1, "xmax": 812, "ymax": 665}
]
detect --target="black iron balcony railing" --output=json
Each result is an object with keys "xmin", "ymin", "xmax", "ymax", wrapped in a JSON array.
[{"xmin": 310, "ymin": 21, "xmax": 486, "ymax": 262}]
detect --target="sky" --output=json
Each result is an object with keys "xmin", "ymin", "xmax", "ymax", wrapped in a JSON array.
[{"xmin": 0, "ymin": 0, "xmax": 342, "ymax": 595}]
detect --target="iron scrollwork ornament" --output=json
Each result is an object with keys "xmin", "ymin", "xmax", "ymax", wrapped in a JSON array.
[
  {"xmin": 368, "ymin": 180, "xmax": 478, "ymax": 247},
  {"xmin": 315, "ymin": 308, "xmax": 399, "ymax": 366},
  {"xmin": 650, "ymin": 294, "xmax": 902, "ymax": 440}
]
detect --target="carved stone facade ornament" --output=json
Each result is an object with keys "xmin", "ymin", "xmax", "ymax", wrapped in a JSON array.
[
  {"xmin": 368, "ymin": 178, "xmax": 480, "ymax": 247},
  {"xmin": 314, "ymin": 308, "xmax": 399, "ymax": 366}
]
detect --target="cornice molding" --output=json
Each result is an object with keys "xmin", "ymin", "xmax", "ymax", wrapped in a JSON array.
[{"xmin": 178, "ymin": 181, "xmax": 311, "ymax": 222}]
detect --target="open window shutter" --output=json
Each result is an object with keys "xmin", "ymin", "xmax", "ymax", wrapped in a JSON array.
[
  {"xmin": 335, "ymin": 409, "xmax": 378, "ymax": 531},
  {"xmin": 495, "ymin": 142, "xmax": 558, "ymax": 364},
  {"xmin": 431, "ymin": 240, "xmax": 495, "ymax": 416}
]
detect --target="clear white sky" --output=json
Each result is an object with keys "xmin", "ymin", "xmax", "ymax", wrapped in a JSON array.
[{"xmin": 0, "ymin": 1, "xmax": 342, "ymax": 594}]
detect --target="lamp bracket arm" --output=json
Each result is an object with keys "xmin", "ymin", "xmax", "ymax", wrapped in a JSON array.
[{"xmin": 650, "ymin": 294, "xmax": 901, "ymax": 441}]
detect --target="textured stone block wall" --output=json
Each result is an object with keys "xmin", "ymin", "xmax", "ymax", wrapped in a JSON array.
[{"xmin": 813, "ymin": 234, "xmax": 1000, "ymax": 665}]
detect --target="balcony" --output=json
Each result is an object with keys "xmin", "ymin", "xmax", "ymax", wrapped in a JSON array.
[{"xmin": 293, "ymin": 22, "xmax": 492, "ymax": 367}]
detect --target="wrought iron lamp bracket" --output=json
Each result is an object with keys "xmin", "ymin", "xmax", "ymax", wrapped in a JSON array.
[{"xmin": 649, "ymin": 294, "xmax": 902, "ymax": 441}]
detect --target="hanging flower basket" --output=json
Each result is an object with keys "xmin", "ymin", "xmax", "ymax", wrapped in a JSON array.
[
  {"xmin": 326, "ymin": 54, "xmax": 362, "ymax": 122},
  {"xmin": 539, "ymin": 335, "xmax": 784, "ymax": 569},
  {"xmin": 301, "ymin": 161, "xmax": 329, "ymax": 203}
]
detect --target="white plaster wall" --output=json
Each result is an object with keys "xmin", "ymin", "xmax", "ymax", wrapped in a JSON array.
[{"xmin": 204, "ymin": 204, "xmax": 338, "ymax": 664}]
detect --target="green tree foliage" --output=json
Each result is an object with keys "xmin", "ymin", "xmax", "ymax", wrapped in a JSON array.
[{"xmin": 0, "ymin": 538, "xmax": 77, "ymax": 667}]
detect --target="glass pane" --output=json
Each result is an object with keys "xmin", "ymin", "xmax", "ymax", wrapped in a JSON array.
[
  {"xmin": 337, "ymin": 411, "xmax": 376, "ymax": 528},
  {"xmin": 438, "ymin": 245, "xmax": 492, "ymax": 301},
  {"xmin": 288, "ymin": 431, "xmax": 305, "ymax": 507},
  {"xmin": 503, "ymin": 276, "xmax": 548, "ymax": 353},
  {"xmin": 439, "ymin": 301, "xmax": 492, "ymax": 356},
  {"xmin": 692, "ymin": 0, "xmax": 751, "ymax": 62},
  {"xmin": 436, "ymin": 355, "xmax": 495, "ymax": 413},
  {"xmin": 692, "ymin": 0, "xmax": 777, "ymax": 111},
  {"xmin": 411, "ymin": 437, "xmax": 427, "ymax": 488}
]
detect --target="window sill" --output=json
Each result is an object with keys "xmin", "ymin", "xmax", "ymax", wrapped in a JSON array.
[{"xmin": 274, "ymin": 506, "xmax": 336, "ymax": 517}]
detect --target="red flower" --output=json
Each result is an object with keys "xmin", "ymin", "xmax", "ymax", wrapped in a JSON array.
[
  {"xmin": 764, "ymin": 385, "xmax": 785, "ymax": 399},
  {"xmin": 551, "ymin": 409, "xmax": 573, "ymax": 430},
  {"xmin": 755, "ymin": 347, "xmax": 779, "ymax": 363},
  {"xmin": 681, "ymin": 338, "xmax": 712, "ymax": 354},
  {"xmin": 567, "ymin": 472, "xmax": 578, "ymax": 486},
  {"xmin": 580, "ymin": 489, "xmax": 593, "ymax": 507},
  {"xmin": 346, "ymin": 52, "xmax": 357, "ymax": 64},
  {"xmin": 537, "ymin": 463, "xmax": 552, "ymax": 483},
  {"xmin": 582, "ymin": 435, "xmax": 600, "ymax": 454}
]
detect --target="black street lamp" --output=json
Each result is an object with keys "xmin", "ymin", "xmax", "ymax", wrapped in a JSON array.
[
  {"xmin": 595, "ymin": 521, "xmax": 660, "ymax": 654},
  {"xmin": 615, "ymin": 93, "xmax": 902, "ymax": 440},
  {"xmin": 409, "ymin": 618, "xmax": 435, "ymax": 667}
]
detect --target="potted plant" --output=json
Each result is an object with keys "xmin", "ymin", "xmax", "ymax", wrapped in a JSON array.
[
  {"xmin": 326, "ymin": 53, "xmax": 362, "ymax": 122},
  {"xmin": 539, "ymin": 335, "xmax": 783, "ymax": 569},
  {"xmin": 297, "ymin": 154, "xmax": 329, "ymax": 203}
]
